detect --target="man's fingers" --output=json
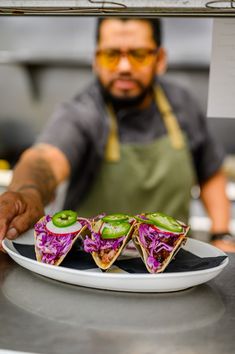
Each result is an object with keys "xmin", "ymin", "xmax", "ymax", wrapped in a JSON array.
[
  {"xmin": 0, "ymin": 220, "xmax": 8, "ymax": 251},
  {"xmin": 0, "ymin": 191, "xmax": 44, "ymax": 245},
  {"xmin": 0, "ymin": 193, "xmax": 25, "ymax": 246},
  {"xmin": 9, "ymin": 213, "xmax": 36, "ymax": 237},
  {"xmin": 0, "ymin": 192, "xmax": 26, "ymax": 231},
  {"xmin": 0, "ymin": 241, "xmax": 7, "ymax": 252},
  {"xmin": 0, "ymin": 220, "xmax": 8, "ymax": 241},
  {"xmin": 0, "ymin": 203, "xmax": 16, "ymax": 228},
  {"xmin": 6, "ymin": 227, "xmax": 19, "ymax": 240}
]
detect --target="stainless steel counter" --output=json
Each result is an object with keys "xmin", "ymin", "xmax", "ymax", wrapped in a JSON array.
[{"xmin": 0, "ymin": 252, "xmax": 235, "ymax": 354}]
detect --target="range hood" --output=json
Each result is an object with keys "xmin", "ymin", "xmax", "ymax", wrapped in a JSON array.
[{"xmin": 0, "ymin": 0, "xmax": 235, "ymax": 16}]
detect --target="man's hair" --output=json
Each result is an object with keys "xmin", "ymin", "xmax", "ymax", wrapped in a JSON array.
[{"xmin": 95, "ymin": 18, "xmax": 162, "ymax": 47}]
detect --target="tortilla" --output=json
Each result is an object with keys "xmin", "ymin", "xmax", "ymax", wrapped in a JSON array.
[
  {"xmin": 34, "ymin": 215, "xmax": 88, "ymax": 266},
  {"xmin": 132, "ymin": 217, "xmax": 190, "ymax": 273},
  {"xmin": 82, "ymin": 216, "xmax": 136, "ymax": 270}
]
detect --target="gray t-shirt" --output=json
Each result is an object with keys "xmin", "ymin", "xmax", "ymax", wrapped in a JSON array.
[{"xmin": 37, "ymin": 78, "xmax": 224, "ymax": 209}]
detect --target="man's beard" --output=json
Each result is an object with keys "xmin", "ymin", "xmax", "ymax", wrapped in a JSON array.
[{"xmin": 98, "ymin": 77, "xmax": 155, "ymax": 109}]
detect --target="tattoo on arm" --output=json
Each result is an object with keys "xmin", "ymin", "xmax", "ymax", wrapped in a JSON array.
[
  {"xmin": 27, "ymin": 158, "xmax": 57, "ymax": 205},
  {"xmin": 11, "ymin": 157, "xmax": 57, "ymax": 206}
]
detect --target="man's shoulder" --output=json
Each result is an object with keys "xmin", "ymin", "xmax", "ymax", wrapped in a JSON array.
[
  {"xmin": 158, "ymin": 77, "xmax": 197, "ymax": 108},
  {"xmin": 157, "ymin": 77, "xmax": 206, "ymax": 139},
  {"xmin": 73, "ymin": 80, "xmax": 103, "ymax": 108},
  {"xmin": 57, "ymin": 80, "xmax": 105, "ymax": 127}
]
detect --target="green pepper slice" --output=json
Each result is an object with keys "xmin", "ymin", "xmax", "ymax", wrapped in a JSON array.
[
  {"xmin": 102, "ymin": 213, "xmax": 129, "ymax": 223},
  {"xmin": 52, "ymin": 210, "xmax": 78, "ymax": 228},
  {"xmin": 101, "ymin": 221, "xmax": 131, "ymax": 239},
  {"xmin": 135, "ymin": 215, "xmax": 155, "ymax": 225},
  {"xmin": 145, "ymin": 212, "xmax": 183, "ymax": 233}
]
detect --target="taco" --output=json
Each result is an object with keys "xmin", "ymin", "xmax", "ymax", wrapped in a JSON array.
[
  {"xmin": 34, "ymin": 210, "xmax": 88, "ymax": 265},
  {"xmin": 133, "ymin": 212, "xmax": 190, "ymax": 273},
  {"xmin": 82, "ymin": 213, "xmax": 136, "ymax": 270}
]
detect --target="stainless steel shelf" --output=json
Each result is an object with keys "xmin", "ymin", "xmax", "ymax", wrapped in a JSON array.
[{"xmin": 0, "ymin": 0, "xmax": 235, "ymax": 17}]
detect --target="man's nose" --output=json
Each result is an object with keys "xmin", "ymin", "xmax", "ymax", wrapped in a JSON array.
[{"xmin": 117, "ymin": 54, "xmax": 132, "ymax": 72}]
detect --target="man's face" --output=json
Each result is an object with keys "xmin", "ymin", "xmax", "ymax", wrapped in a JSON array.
[{"xmin": 94, "ymin": 19, "xmax": 165, "ymax": 104}]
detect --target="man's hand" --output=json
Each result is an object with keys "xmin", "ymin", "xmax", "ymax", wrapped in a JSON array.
[
  {"xmin": 210, "ymin": 232, "xmax": 235, "ymax": 253},
  {"xmin": 0, "ymin": 190, "xmax": 44, "ymax": 252},
  {"xmin": 0, "ymin": 144, "xmax": 70, "ymax": 252},
  {"xmin": 211, "ymin": 239, "xmax": 235, "ymax": 253},
  {"xmin": 200, "ymin": 170, "xmax": 235, "ymax": 253}
]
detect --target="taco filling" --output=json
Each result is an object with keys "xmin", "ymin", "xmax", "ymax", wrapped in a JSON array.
[
  {"xmin": 83, "ymin": 214, "xmax": 135, "ymax": 269},
  {"xmin": 133, "ymin": 213, "xmax": 189, "ymax": 273},
  {"xmin": 34, "ymin": 211, "xmax": 88, "ymax": 265}
]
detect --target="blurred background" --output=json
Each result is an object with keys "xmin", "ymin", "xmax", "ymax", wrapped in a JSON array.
[
  {"xmin": 0, "ymin": 17, "xmax": 234, "ymax": 235},
  {"xmin": 0, "ymin": 17, "xmax": 213, "ymax": 141}
]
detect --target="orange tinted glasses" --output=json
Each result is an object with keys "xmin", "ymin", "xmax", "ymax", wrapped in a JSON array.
[{"xmin": 96, "ymin": 48, "xmax": 158, "ymax": 70}]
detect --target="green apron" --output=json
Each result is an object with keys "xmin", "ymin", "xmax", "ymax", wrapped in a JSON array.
[{"xmin": 77, "ymin": 85, "xmax": 196, "ymax": 223}]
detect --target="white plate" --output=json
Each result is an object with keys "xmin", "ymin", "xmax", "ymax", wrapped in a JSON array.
[{"xmin": 2, "ymin": 235, "xmax": 228, "ymax": 293}]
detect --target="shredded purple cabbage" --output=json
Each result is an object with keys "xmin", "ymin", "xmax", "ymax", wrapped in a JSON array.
[
  {"xmin": 138, "ymin": 223, "xmax": 182, "ymax": 273},
  {"xmin": 79, "ymin": 218, "xmax": 89, "ymax": 227},
  {"xmin": 83, "ymin": 230, "xmax": 125, "ymax": 254},
  {"xmin": 34, "ymin": 215, "xmax": 86, "ymax": 265},
  {"xmin": 147, "ymin": 256, "xmax": 160, "ymax": 271},
  {"xmin": 83, "ymin": 216, "xmax": 130, "ymax": 254}
]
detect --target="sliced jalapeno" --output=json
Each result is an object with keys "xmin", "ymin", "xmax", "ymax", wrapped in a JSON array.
[
  {"xmin": 135, "ymin": 215, "xmax": 155, "ymax": 225},
  {"xmin": 52, "ymin": 210, "xmax": 77, "ymax": 228},
  {"xmin": 146, "ymin": 212, "xmax": 183, "ymax": 233},
  {"xmin": 101, "ymin": 221, "xmax": 131, "ymax": 239},
  {"xmin": 102, "ymin": 213, "xmax": 129, "ymax": 223}
]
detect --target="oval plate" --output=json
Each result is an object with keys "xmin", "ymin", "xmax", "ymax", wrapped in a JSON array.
[{"xmin": 2, "ymin": 234, "xmax": 228, "ymax": 293}]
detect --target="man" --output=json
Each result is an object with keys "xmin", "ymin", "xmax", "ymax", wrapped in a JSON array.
[{"xmin": 0, "ymin": 18, "xmax": 234, "ymax": 252}]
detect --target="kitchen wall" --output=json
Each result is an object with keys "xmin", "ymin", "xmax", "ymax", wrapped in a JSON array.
[
  {"xmin": 0, "ymin": 17, "xmax": 212, "ymax": 127},
  {"xmin": 0, "ymin": 17, "xmax": 233, "ymax": 161}
]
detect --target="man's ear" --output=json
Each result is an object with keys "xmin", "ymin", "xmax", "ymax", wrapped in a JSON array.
[{"xmin": 155, "ymin": 47, "xmax": 168, "ymax": 76}]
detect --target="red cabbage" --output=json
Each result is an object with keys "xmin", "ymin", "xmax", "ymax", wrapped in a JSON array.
[
  {"xmin": 138, "ymin": 223, "xmax": 183, "ymax": 272},
  {"xmin": 34, "ymin": 215, "xmax": 85, "ymax": 265},
  {"xmin": 83, "ymin": 214, "xmax": 133, "ymax": 254},
  {"xmin": 83, "ymin": 231, "xmax": 125, "ymax": 254}
]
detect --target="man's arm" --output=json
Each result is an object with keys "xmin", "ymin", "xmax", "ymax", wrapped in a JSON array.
[
  {"xmin": 200, "ymin": 169, "xmax": 235, "ymax": 252},
  {"xmin": 0, "ymin": 144, "xmax": 70, "ymax": 250}
]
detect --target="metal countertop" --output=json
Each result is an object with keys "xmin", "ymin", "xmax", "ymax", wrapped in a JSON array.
[{"xmin": 0, "ymin": 252, "xmax": 235, "ymax": 354}]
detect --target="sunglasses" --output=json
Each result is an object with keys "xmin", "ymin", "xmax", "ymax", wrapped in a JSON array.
[{"xmin": 96, "ymin": 48, "xmax": 158, "ymax": 70}]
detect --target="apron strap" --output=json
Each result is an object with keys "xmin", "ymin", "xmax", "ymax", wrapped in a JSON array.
[
  {"xmin": 104, "ymin": 84, "xmax": 185, "ymax": 162},
  {"xmin": 104, "ymin": 103, "xmax": 121, "ymax": 162},
  {"xmin": 154, "ymin": 85, "xmax": 185, "ymax": 150}
]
